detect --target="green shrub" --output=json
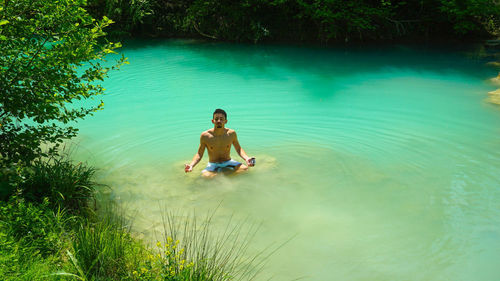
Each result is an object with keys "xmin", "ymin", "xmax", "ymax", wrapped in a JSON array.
[
  {"xmin": 0, "ymin": 160, "xmax": 26, "ymax": 201},
  {"xmin": 0, "ymin": 0, "xmax": 125, "ymax": 169},
  {"xmin": 0, "ymin": 196, "xmax": 66, "ymax": 258},
  {"xmin": 86, "ymin": 0, "xmax": 153, "ymax": 36}
]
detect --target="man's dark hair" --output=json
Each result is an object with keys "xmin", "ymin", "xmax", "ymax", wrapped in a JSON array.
[{"xmin": 213, "ymin": 108, "xmax": 227, "ymax": 119}]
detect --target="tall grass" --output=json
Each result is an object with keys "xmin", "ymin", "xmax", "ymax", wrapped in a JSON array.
[
  {"xmin": 153, "ymin": 208, "xmax": 273, "ymax": 281},
  {"xmin": 61, "ymin": 205, "xmax": 279, "ymax": 281},
  {"xmin": 68, "ymin": 204, "xmax": 142, "ymax": 281},
  {"xmin": 73, "ymin": 222, "xmax": 127, "ymax": 279},
  {"xmin": 22, "ymin": 156, "xmax": 98, "ymax": 213}
]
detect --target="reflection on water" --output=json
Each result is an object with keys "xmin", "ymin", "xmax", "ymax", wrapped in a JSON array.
[{"xmin": 74, "ymin": 40, "xmax": 500, "ymax": 280}]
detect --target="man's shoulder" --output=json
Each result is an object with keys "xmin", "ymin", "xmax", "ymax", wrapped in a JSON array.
[
  {"xmin": 201, "ymin": 129, "xmax": 212, "ymax": 138},
  {"xmin": 226, "ymin": 128, "xmax": 236, "ymax": 135}
]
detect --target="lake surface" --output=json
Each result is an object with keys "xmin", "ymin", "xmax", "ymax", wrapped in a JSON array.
[{"xmin": 73, "ymin": 40, "xmax": 500, "ymax": 280}]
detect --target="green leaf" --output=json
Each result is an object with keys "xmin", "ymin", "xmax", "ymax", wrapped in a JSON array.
[
  {"xmin": 103, "ymin": 48, "xmax": 116, "ymax": 54},
  {"xmin": 0, "ymin": 20, "xmax": 9, "ymax": 25}
]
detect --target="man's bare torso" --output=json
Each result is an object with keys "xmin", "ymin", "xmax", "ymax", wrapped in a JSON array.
[{"xmin": 202, "ymin": 128, "xmax": 235, "ymax": 163}]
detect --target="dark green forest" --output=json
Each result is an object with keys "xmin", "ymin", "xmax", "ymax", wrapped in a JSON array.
[{"xmin": 86, "ymin": 0, "xmax": 500, "ymax": 43}]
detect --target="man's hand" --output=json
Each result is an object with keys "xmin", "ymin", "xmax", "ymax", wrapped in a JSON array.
[
  {"xmin": 245, "ymin": 157, "xmax": 255, "ymax": 167},
  {"xmin": 184, "ymin": 164, "xmax": 193, "ymax": 173}
]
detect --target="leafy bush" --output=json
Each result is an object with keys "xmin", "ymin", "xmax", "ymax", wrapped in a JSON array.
[
  {"xmin": 0, "ymin": 196, "xmax": 71, "ymax": 279},
  {"xmin": 0, "ymin": 160, "xmax": 26, "ymax": 201},
  {"xmin": 86, "ymin": 0, "xmax": 154, "ymax": 36},
  {"xmin": 439, "ymin": 0, "xmax": 500, "ymax": 35},
  {"xmin": 0, "ymin": 197, "xmax": 66, "ymax": 258},
  {"xmin": 0, "ymin": 0, "xmax": 126, "ymax": 169}
]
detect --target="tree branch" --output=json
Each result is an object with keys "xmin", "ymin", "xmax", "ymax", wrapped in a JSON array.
[
  {"xmin": 7, "ymin": 36, "xmax": 49, "ymax": 91},
  {"xmin": 193, "ymin": 21, "xmax": 217, "ymax": 40},
  {"xmin": 23, "ymin": 36, "xmax": 49, "ymax": 70},
  {"xmin": 2, "ymin": 0, "xmax": 10, "ymax": 16},
  {"xmin": 385, "ymin": 18, "xmax": 425, "ymax": 36}
]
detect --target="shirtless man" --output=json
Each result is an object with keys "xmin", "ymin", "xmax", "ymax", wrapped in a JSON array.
[{"xmin": 184, "ymin": 109, "xmax": 255, "ymax": 178}]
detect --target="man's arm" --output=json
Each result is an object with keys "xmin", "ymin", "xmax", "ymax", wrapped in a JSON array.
[
  {"xmin": 185, "ymin": 133, "xmax": 206, "ymax": 172},
  {"xmin": 232, "ymin": 131, "xmax": 254, "ymax": 167}
]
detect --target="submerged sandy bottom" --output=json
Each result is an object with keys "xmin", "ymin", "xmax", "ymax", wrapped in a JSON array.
[{"xmin": 83, "ymin": 142, "xmax": 499, "ymax": 281}]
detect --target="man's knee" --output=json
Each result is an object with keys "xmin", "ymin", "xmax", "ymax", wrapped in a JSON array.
[
  {"xmin": 202, "ymin": 171, "xmax": 217, "ymax": 178},
  {"xmin": 236, "ymin": 164, "xmax": 248, "ymax": 171}
]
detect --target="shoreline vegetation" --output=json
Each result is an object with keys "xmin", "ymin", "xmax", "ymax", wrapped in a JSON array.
[
  {"xmin": 1, "ymin": 0, "xmax": 500, "ymax": 280},
  {"xmin": 0, "ymin": 155, "xmax": 272, "ymax": 280}
]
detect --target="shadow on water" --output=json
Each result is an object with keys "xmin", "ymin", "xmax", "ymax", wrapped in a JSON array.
[{"xmin": 119, "ymin": 38, "xmax": 496, "ymax": 83}]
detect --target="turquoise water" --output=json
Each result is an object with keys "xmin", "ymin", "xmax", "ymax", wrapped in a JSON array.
[{"xmin": 73, "ymin": 40, "xmax": 500, "ymax": 280}]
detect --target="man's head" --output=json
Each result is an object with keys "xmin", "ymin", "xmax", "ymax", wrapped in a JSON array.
[{"xmin": 212, "ymin": 109, "xmax": 227, "ymax": 129}]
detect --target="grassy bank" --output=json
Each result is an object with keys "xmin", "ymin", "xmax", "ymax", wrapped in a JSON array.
[{"xmin": 0, "ymin": 156, "xmax": 266, "ymax": 280}]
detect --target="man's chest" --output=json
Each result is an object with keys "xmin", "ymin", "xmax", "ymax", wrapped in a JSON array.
[{"xmin": 206, "ymin": 135, "xmax": 232, "ymax": 149}]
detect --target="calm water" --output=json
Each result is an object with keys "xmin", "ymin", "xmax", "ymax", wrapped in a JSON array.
[{"xmin": 73, "ymin": 40, "xmax": 500, "ymax": 280}]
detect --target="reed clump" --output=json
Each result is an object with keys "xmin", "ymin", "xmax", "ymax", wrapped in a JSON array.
[
  {"xmin": 21, "ymin": 156, "xmax": 98, "ymax": 214},
  {"xmin": 128, "ymin": 210, "xmax": 269, "ymax": 281}
]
